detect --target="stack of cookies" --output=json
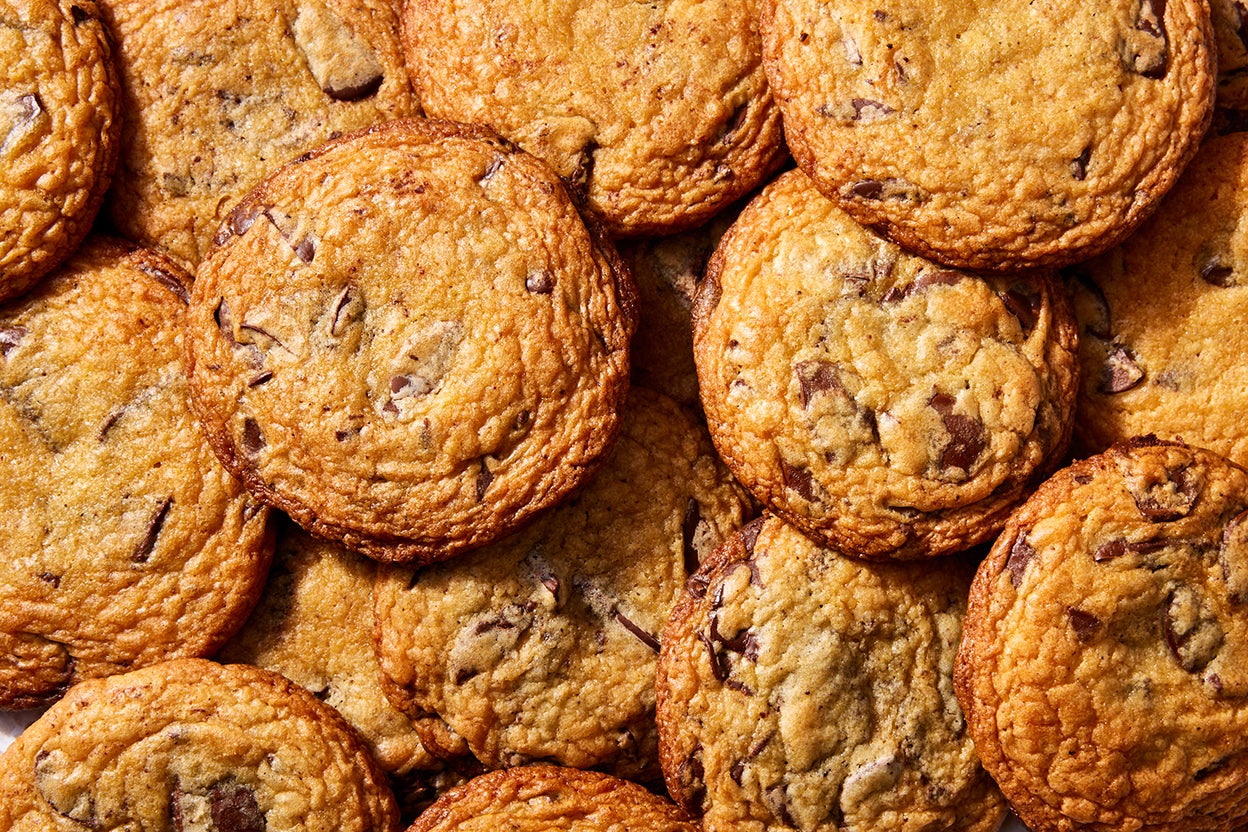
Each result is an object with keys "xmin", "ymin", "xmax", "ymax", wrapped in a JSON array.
[{"xmin": 3, "ymin": 0, "xmax": 1248, "ymax": 831}]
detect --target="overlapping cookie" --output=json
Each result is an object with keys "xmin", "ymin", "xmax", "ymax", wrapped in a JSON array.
[
  {"xmin": 186, "ymin": 118, "xmax": 635, "ymax": 564},
  {"xmin": 0, "ymin": 237, "xmax": 272, "ymax": 710},
  {"xmin": 694, "ymin": 169, "xmax": 1078, "ymax": 559}
]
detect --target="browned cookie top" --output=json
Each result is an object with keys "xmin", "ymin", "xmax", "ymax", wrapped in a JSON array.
[
  {"xmin": 100, "ymin": 0, "xmax": 417, "ymax": 268},
  {"xmin": 957, "ymin": 437, "xmax": 1248, "ymax": 832},
  {"xmin": 694, "ymin": 170, "xmax": 1078, "ymax": 559},
  {"xmin": 762, "ymin": 0, "xmax": 1215, "ymax": 271},
  {"xmin": 404, "ymin": 0, "xmax": 785, "ymax": 237},
  {"xmin": 187, "ymin": 118, "xmax": 635, "ymax": 564},
  {"xmin": 656, "ymin": 516, "xmax": 1005, "ymax": 832},
  {"xmin": 0, "ymin": 659, "xmax": 399, "ymax": 831},
  {"xmin": 407, "ymin": 765, "xmax": 697, "ymax": 832},
  {"xmin": 0, "ymin": 237, "xmax": 272, "ymax": 710},
  {"xmin": 1070, "ymin": 131, "xmax": 1248, "ymax": 468},
  {"xmin": 0, "ymin": 0, "xmax": 119, "ymax": 300}
]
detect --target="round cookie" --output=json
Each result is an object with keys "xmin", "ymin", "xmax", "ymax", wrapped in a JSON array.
[
  {"xmin": 1069, "ymin": 130, "xmax": 1248, "ymax": 469},
  {"xmin": 373, "ymin": 388, "xmax": 752, "ymax": 781},
  {"xmin": 656, "ymin": 515, "xmax": 1005, "ymax": 832},
  {"xmin": 761, "ymin": 0, "xmax": 1215, "ymax": 271},
  {"xmin": 0, "ymin": 237, "xmax": 272, "ymax": 710},
  {"xmin": 403, "ymin": 0, "xmax": 785, "ymax": 237},
  {"xmin": 694, "ymin": 169, "xmax": 1078, "ymax": 560},
  {"xmin": 0, "ymin": 658, "xmax": 399, "ymax": 830},
  {"xmin": 99, "ymin": 0, "xmax": 417, "ymax": 268},
  {"xmin": 217, "ymin": 517, "xmax": 479, "ymax": 818},
  {"xmin": 186, "ymin": 118, "xmax": 635, "ymax": 564},
  {"xmin": 407, "ymin": 765, "xmax": 697, "ymax": 832},
  {"xmin": 957, "ymin": 437, "xmax": 1248, "ymax": 832},
  {"xmin": 0, "ymin": 0, "xmax": 119, "ymax": 300}
]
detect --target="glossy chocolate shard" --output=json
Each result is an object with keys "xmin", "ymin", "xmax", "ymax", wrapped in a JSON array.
[
  {"xmin": 241, "ymin": 418, "xmax": 265, "ymax": 455},
  {"xmin": 681, "ymin": 497, "xmax": 701, "ymax": 575},
  {"xmin": 136, "ymin": 262, "xmax": 190, "ymax": 304},
  {"xmin": 216, "ymin": 201, "xmax": 267, "ymax": 246},
  {"xmin": 133, "ymin": 496, "xmax": 173, "ymax": 563},
  {"xmin": 1070, "ymin": 145, "xmax": 1092, "ymax": 180},
  {"xmin": 1130, "ymin": 463, "xmax": 1200, "ymax": 522},
  {"xmin": 525, "ymin": 270, "xmax": 555, "ymax": 295},
  {"xmin": 475, "ymin": 458, "xmax": 494, "ymax": 501},
  {"xmin": 614, "ymin": 610, "xmax": 660, "ymax": 652},
  {"xmin": 679, "ymin": 746, "xmax": 707, "ymax": 811},
  {"xmin": 929, "ymin": 392, "xmax": 986, "ymax": 472},
  {"xmin": 1005, "ymin": 531, "xmax": 1036, "ymax": 588},
  {"xmin": 208, "ymin": 781, "xmax": 265, "ymax": 832},
  {"xmin": 851, "ymin": 98, "xmax": 895, "ymax": 121},
  {"xmin": 1066, "ymin": 607, "xmax": 1102, "ymax": 642},
  {"xmin": 1002, "ymin": 285, "xmax": 1042, "ymax": 332},
  {"xmin": 1095, "ymin": 538, "xmax": 1127, "ymax": 562},
  {"xmin": 779, "ymin": 458, "xmax": 818, "ymax": 502},
  {"xmin": 1099, "ymin": 345, "xmax": 1145, "ymax": 394},
  {"xmin": 795, "ymin": 359, "xmax": 846, "ymax": 408}
]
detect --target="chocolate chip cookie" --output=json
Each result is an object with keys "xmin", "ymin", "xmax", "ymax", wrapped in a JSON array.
[
  {"xmin": 403, "ymin": 0, "xmax": 785, "ymax": 237},
  {"xmin": 656, "ymin": 515, "xmax": 1005, "ymax": 832},
  {"xmin": 407, "ymin": 764, "xmax": 697, "ymax": 832},
  {"xmin": 217, "ymin": 516, "xmax": 478, "ymax": 817},
  {"xmin": 762, "ymin": 0, "xmax": 1215, "ymax": 271},
  {"xmin": 0, "ymin": 0, "xmax": 119, "ymax": 300},
  {"xmin": 1070, "ymin": 130, "xmax": 1248, "ymax": 469},
  {"xmin": 694, "ymin": 169, "xmax": 1078, "ymax": 560},
  {"xmin": 99, "ymin": 0, "xmax": 416, "ymax": 268},
  {"xmin": 186, "ymin": 118, "xmax": 635, "ymax": 564},
  {"xmin": 0, "ymin": 237, "xmax": 272, "ymax": 710},
  {"xmin": 957, "ymin": 437, "xmax": 1248, "ymax": 832},
  {"xmin": 373, "ymin": 388, "xmax": 752, "ymax": 780},
  {"xmin": 0, "ymin": 658, "xmax": 400, "ymax": 830}
]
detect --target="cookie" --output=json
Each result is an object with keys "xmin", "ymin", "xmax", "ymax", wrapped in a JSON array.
[
  {"xmin": 1070, "ymin": 131, "xmax": 1248, "ymax": 469},
  {"xmin": 186, "ymin": 118, "xmax": 635, "ymax": 564},
  {"xmin": 407, "ymin": 764, "xmax": 697, "ymax": 832},
  {"xmin": 373, "ymin": 388, "xmax": 752, "ymax": 780},
  {"xmin": 1213, "ymin": 0, "xmax": 1248, "ymax": 110},
  {"xmin": 217, "ymin": 516, "xmax": 478, "ymax": 817},
  {"xmin": 656, "ymin": 515, "xmax": 1005, "ymax": 832},
  {"xmin": 403, "ymin": 0, "xmax": 785, "ymax": 237},
  {"xmin": 0, "ymin": 0, "xmax": 119, "ymax": 300},
  {"xmin": 761, "ymin": 0, "xmax": 1215, "ymax": 271},
  {"xmin": 0, "ymin": 237, "xmax": 272, "ymax": 710},
  {"xmin": 99, "ymin": 0, "xmax": 417, "ymax": 268},
  {"xmin": 956, "ymin": 437, "xmax": 1248, "ymax": 832},
  {"xmin": 0, "ymin": 658, "xmax": 399, "ymax": 830},
  {"xmin": 694, "ymin": 169, "xmax": 1078, "ymax": 560}
]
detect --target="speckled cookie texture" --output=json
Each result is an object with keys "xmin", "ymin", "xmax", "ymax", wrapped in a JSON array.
[
  {"xmin": 403, "ymin": 0, "xmax": 785, "ymax": 237},
  {"xmin": 374, "ymin": 388, "xmax": 752, "ymax": 780},
  {"xmin": 0, "ymin": 658, "xmax": 399, "ymax": 831},
  {"xmin": 0, "ymin": 237, "xmax": 272, "ymax": 711},
  {"xmin": 1070, "ymin": 131, "xmax": 1248, "ymax": 469},
  {"xmin": 217, "ymin": 517, "xmax": 476, "ymax": 817},
  {"xmin": 0, "ymin": 0, "xmax": 119, "ymax": 301},
  {"xmin": 694, "ymin": 169, "xmax": 1079, "ymax": 560},
  {"xmin": 407, "ymin": 765, "xmax": 698, "ymax": 832},
  {"xmin": 656, "ymin": 515, "xmax": 1005, "ymax": 832},
  {"xmin": 761, "ymin": 0, "xmax": 1215, "ymax": 271},
  {"xmin": 99, "ymin": 0, "xmax": 417, "ymax": 268},
  {"xmin": 186, "ymin": 118, "xmax": 635, "ymax": 564},
  {"xmin": 956, "ymin": 437, "xmax": 1248, "ymax": 832}
]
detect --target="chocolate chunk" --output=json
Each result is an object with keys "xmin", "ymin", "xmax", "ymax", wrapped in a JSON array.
[
  {"xmin": 1163, "ymin": 585, "xmax": 1224, "ymax": 672},
  {"xmin": 795, "ymin": 360, "xmax": 846, "ymax": 408},
  {"xmin": 850, "ymin": 179, "xmax": 884, "ymax": 199},
  {"xmin": 763, "ymin": 782, "xmax": 797, "ymax": 828},
  {"xmin": 681, "ymin": 498, "xmax": 701, "ymax": 575},
  {"xmin": 237, "ymin": 322, "xmax": 290, "ymax": 355},
  {"xmin": 293, "ymin": 235, "xmax": 316, "ymax": 263},
  {"xmin": 1002, "ymin": 285, "xmax": 1042, "ymax": 332},
  {"xmin": 740, "ymin": 517, "xmax": 764, "ymax": 558},
  {"xmin": 678, "ymin": 746, "xmax": 707, "ymax": 812},
  {"xmin": 779, "ymin": 458, "xmax": 819, "ymax": 502},
  {"xmin": 1200, "ymin": 258, "xmax": 1237, "ymax": 288},
  {"xmin": 450, "ymin": 604, "xmax": 532, "ymax": 684},
  {"xmin": 133, "ymin": 261, "xmax": 191, "ymax": 304},
  {"xmin": 1099, "ymin": 345, "xmax": 1145, "ymax": 394},
  {"xmin": 1236, "ymin": 0, "xmax": 1248, "ymax": 45},
  {"xmin": 475, "ymin": 457, "xmax": 494, "ymax": 501},
  {"xmin": 883, "ymin": 268, "xmax": 966, "ymax": 302},
  {"xmin": 1220, "ymin": 509, "xmax": 1248, "ymax": 604},
  {"xmin": 214, "ymin": 298, "xmax": 238, "ymax": 347},
  {"xmin": 262, "ymin": 208, "xmax": 317, "ymax": 264},
  {"xmin": 698, "ymin": 631, "xmax": 729, "ymax": 681},
  {"xmin": 0, "ymin": 325, "xmax": 28, "ymax": 357},
  {"xmin": 1129, "ymin": 462, "xmax": 1200, "ymax": 521},
  {"xmin": 716, "ymin": 101, "xmax": 751, "ymax": 144},
  {"xmin": 133, "ymin": 496, "xmax": 173, "ymax": 563},
  {"xmin": 34, "ymin": 749, "xmax": 95, "ymax": 827},
  {"xmin": 845, "ymin": 177, "xmax": 923, "ymax": 203},
  {"xmin": 70, "ymin": 4, "xmax": 93, "ymax": 23},
  {"xmin": 480, "ymin": 157, "xmax": 505, "ymax": 184},
  {"xmin": 1095, "ymin": 538, "xmax": 1128, "ymax": 562},
  {"xmin": 328, "ymin": 285, "xmax": 364, "ymax": 337},
  {"xmin": 248, "ymin": 370, "xmax": 273, "ymax": 387},
  {"xmin": 1070, "ymin": 145, "xmax": 1092, "ymax": 180},
  {"xmin": 525, "ymin": 270, "xmax": 555, "ymax": 295},
  {"xmin": 1005, "ymin": 531, "xmax": 1035, "ymax": 588},
  {"xmin": 292, "ymin": 2, "xmax": 384, "ymax": 101},
  {"xmin": 1124, "ymin": 0, "xmax": 1169, "ymax": 78},
  {"xmin": 208, "ymin": 782, "xmax": 265, "ymax": 832},
  {"xmin": 929, "ymin": 392, "xmax": 986, "ymax": 473},
  {"xmin": 852, "ymin": 98, "xmax": 896, "ymax": 122},
  {"xmin": 241, "ymin": 418, "xmax": 265, "ymax": 455},
  {"xmin": 567, "ymin": 139, "xmax": 598, "ymax": 192},
  {"xmin": 1067, "ymin": 607, "xmax": 1102, "ymax": 642},
  {"xmin": 614, "ymin": 610, "xmax": 660, "ymax": 652},
  {"xmin": 217, "ymin": 201, "xmax": 267, "ymax": 246}
]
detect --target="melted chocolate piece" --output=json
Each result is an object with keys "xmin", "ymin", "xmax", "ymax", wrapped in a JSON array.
[
  {"xmin": 1002, "ymin": 285, "xmax": 1042, "ymax": 332},
  {"xmin": 241, "ymin": 418, "xmax": 265, "ymax": 455},
  {"xmin": 795, "ymin": 360, "xmax": 846, "ymax": 408},
  {"xmin": 0, "ymin": 326, "xmax": 26, "ymax": 358},
  {"xmin": 475, "ymin": 458, "xmax": 494, "ymax": 501},
  {"xmin": 1070, "ymin": 145, "xmax": 1092, "ymax": 180},
  {"xmin": 208, "ymin": 782, "xmax": 265, "ymax": 832},
  {"xmin": 133, "ymin": 497, "xmax": 173, "ymax": 563},
  {"xmin": 929, "ymin": 392, "xmax": 986, "ymax": 472},
  {"xmin": 525, "ymin": 270, "xmax": 555, "ymax": 294},
  {"xmin": 1005, "ymin": 531, "xmax": 1036, "ymax": 588},
  {"xmin": 1099, "ymin": 345, "xmax": 1145, "ymax": 394},
  {"xmin": 614, "ymin": 610, "xmax": 660, "ymax": 652},
  {"xmin": 681, "ymin": 498, "xmax": 702, "ymax": 575},
  {"xmin": 1066, "ymin": 607, "xmax": 1102, "ymax": 642},
  {"xmin": 1200, "ymin": 258, "xmax": 1237, "ymax": 288},
  {"xmin": 779, "ymin": 458, "xmax": 818, "ymax": 502},
  {"xmin": 1130, "ymin": 463, "xmax": 1200, "ymax": 522}
]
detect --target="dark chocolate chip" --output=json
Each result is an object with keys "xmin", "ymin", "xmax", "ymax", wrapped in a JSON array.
[
  {"xmin": 326, "ymin": 73, "xmax": 383, "ymax": 102},
  {"xmin": 133, "ymin": 496, "xmax": 173, "ymax": 563},
  {"xmin": 1066, "ymin": 607, "xmax": 1102, "ymax": 642},
  {"xmin": 328, "ymin": 286, "xmax": 363, "ymax": 337},
  {"xmin": 1163, "ymin": 585, "xmax": 1224, "ymax": 672},
  {"xmin": 136, "ymin": 262, "xmax": 190, "ymax": 304},
  {"xmin": 846, "ymin": 177, "xmax": 923, "ymax": 203},
  {"xmin": 70, "ymin": 4, "xmax": 93, "ymax": 23},
  {"xmin": 214, "ymin": 298, "xmax": 238, "ymax": 347},
  {"xmin": 480, "ymin": 157, "xmax": 505, "ymax": 184},
  {"xmin": 1200, "ymin": 259, "xmax": 1237, "ymax": 288},
  {"xmin": 1195, "ymin": 757, "xmax": 1230, "ymax": 782},
  {"xmin": 850, "ymin": 179, "xmax": 884, "ymax": 200},
  {"xmin": 1002, "ymin": 286, "xmax": 1042, "ymax": 332},
  {"xmin": 38, "ymin": 572, "xmax": 60, "ymax": 587},
  {"xmin": 1095, "ymin": 538, "xmax": 1127, "ymax": 562},
  {"xmin": 764, "ymin": 782, "xmax": 797, "ymax": 828},
  {"xmin": 217, "ymin": 201, "xmax": 267, "ymax": 246},
  {"xmin": 740, "ymin": 517, "xmax": 764, "ymax": 559},
  {"xmin": 0, "ymin": 325, "xmax": 28, "ymax": 357},
  {"xmin": 1005, "ymin": 531, "xmax": 1035, "ymax": 588},
  {"xmin": 475, "ymin": 458, "xmax": 494, "ymax": 501},
  {"xmin": 779, "ymin": 458, "xmax": 819, "ymax": 502},
  {"xmin": 614, "ymin": 610, "xmax": 660, "ymax": 652},
  {"xmin": 208, "ymin": 781, "xmax": 265, "ymax": 832},
  {"xmin": 1130, "ymin": 463, "xmax": 1200, "ymax": 522},
  {"xmin": 678, "ymin": 746, "xmax": 707, "ymax": 812},
  {"xmin": 852, "ymin": 98, "xmax": 896, "ymax": 121},
  {"xmin": 929, "ymin": 392, "xmax": 986, "ymax": 472},
  {"xmin": 242, "ymin": 418, "xmax": 265, "ymax": 455},
  {"xmin": 681, "ymin": 497, "xmax": 701, "ymax": 575},
  {"xmin": 716, "ymin": 101, "xmax": 751, "ymax": 143},
  {"xmin": 795, "ymin": 359, "xmax": 846, "ymax": 408},
  {"xmin": 293, "ymin": 235, "xmax": 316, "ymax": 264},
  {"xmin": 525, "ymin": 270, "xmax": 555, "ymax": 295},
  {"xmin": 1070, "ymin": 146, "xmax": 1092, "ymax": 180},
  {"xmin": 568, "ymin": 139, "xmax": 598, "ymax": 192},
  {"xmin": 248, "ymin": 370, "xmax": 273, "ymax": 387},
  {"xmin": 1099, "ymin": 345, "xmax": 1145, "ymax": 394},
  {"xmin": 698, "ymin": 631, "xmax": 728, "ymax": 681},
  {"xmin": 1125, "ymin": 0, "xmax": 1169, "ymax": 78}
]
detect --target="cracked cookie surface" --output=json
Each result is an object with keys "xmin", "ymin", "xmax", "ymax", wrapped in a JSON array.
[
  {"xmin": 0, "ymin": 0, "xmax": 119, "ymax": 300},
  {"xmin": 1070, "ymin": 131, "xmax": 1248, "ymax": 469},
  {"xmin": 694, "ymin": 170, "xmax": 1078, "ymax": 559},
  {"xmin": 99, "ymin": 0, "xmax": 416, "ymax": 268},
  {"xmin": 0, "ymin": 237, "xmax": 272, "ymax": 710},
  {"xmin": 957, "ymin": 437, "xmax": 1248, "ymax": 832},
  {"xmin": 374, "ymin": 388, "xmax": 751, "ymax": 780},
  {"xmin": 187, "ymin": 118, "xmax": 635, "ymax": 564},
  {"xmin": 656, "ymin": 515, "xmax": 1004, "ymax": 832},
  {"xmin": 0, "ymin": 658, "xmax": 399, "ymax": 831},
  {"xmin": 403, "ymin": 0, "xmax": 784, "ymax": 237},
  {"xmin": 762, "ymin": 0, "xmax": 1215, "ymax": 271}
]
